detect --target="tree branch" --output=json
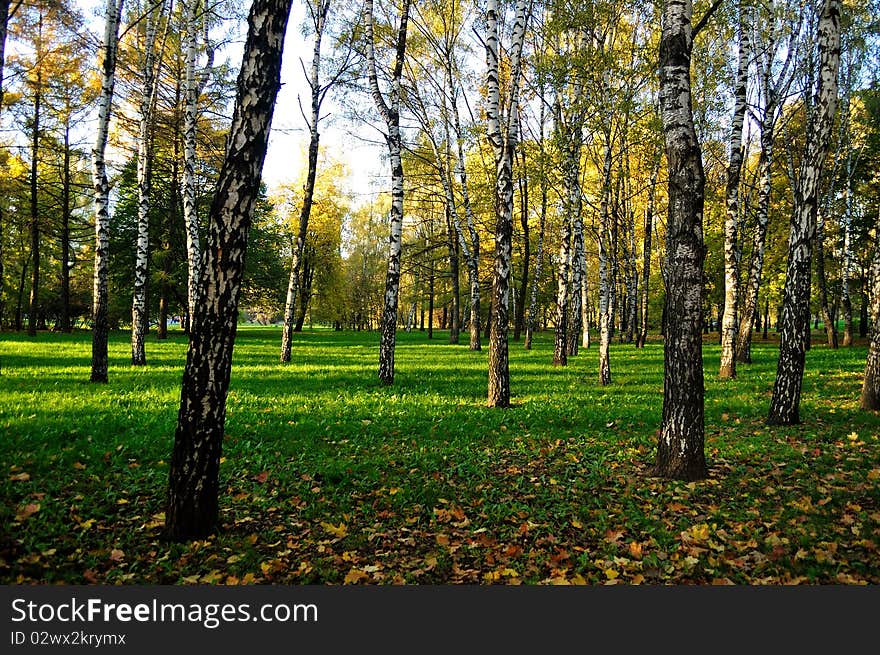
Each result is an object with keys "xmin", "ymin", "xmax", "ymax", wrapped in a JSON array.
[{"xmin": 692, "ymin": 0, "xmax": 725, "ymax": 39}]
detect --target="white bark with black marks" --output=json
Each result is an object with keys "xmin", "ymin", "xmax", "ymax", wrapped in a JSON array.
[
  {"xmin": 182, "ymin": 0, "xmax": 214, "ymax": 331},
  {"xmin": 281, "ymin": 0, "xmax": 330, "ymax": 363},
  {"xmin": 366, "ymin": 0, "xmax": 410, "ymax": 385},
  {"xmin": 720, "ymin": 5, "xmax": 749, "ymax": 378},
  {"xmin": 486, "ymin": 0, "xmax": 529, "ymax": 408},
  {"xmin": 166, "ymin": 0, "xmax": 293, "ymax": 540},
  {"xmin": 598, "ymin": 139, "xmax": 614, "ymax": 385},
  {"xmin": 768, "ymin": 0, "xmax": 840, "ymax": 425},
  {"xmin": 655, "ymin": 0, "xmax": 707, "ymax": 480},
  {"xmin": 132, "ymin": 0, "xmax": 164, "ymax": 365},
  {"xmin": 90, "ymin": 0, "xmax": 124, "ymax": 383},
  {"xmin": 860, "ymin": 205, "xmax": 880, "ymax": 410}
]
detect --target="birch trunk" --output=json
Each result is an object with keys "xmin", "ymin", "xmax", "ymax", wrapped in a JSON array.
[
  {"xmin": 515, "ymin": 144, "xmax": 529, "ymax": 343},
  {"xmin": 446, "ymin": 63, "xmax": 481, "ymax": 351},
  {"xmin": 90, "ymin": 0, "xmax": 124, "ymax": 384},
  {"xmin": 841, "ymin": 155, "xmax": 854, "ymax": 345},
  {"xmin": 131, "ymin": 1, "xmax": 163, "ymax": 365},
  {"xmin": 166, "ymin": 0, "xmax": 293, "ymax": 539},
  {"xmin": 486, "ymin": 0, "xmax": 528, "ymax": 408},
  {"xmin": 816, "ymin": 205, "xmax": 839, "ymax": 348},
  {"xmin": 598, "ymin": 139, "xmax": 614, "ymax": 385},
  {"xmin": 566, "ymin": 131, "xmax": 584, "ymax": 357},
  {"xmin": 280, "ymin": 0, "xmax": 329, "ymax": 363},
  {"xmin": 524, "ymin": 93, "xmax": 547, "ymax": 351},
  {"xmin": 860, "ymin": 206, "xmax": 880, "ymax": 409},
  {"xmin": 637, "ymin": 159, "xmax": 660, "ymax": 348},
  {"xmin": 181, "ymin": 0, "xmax": 213, "ymax": 332},
  {"xmin": 366, "ymin": 0, "xmax": 409, "ymax": 385},
  {"xmin": 768, "ymin": 0, "xmax": 841, "ymax": 425},
  {"xmin": 60, "ymin": 122, "xmax": 72, "ymax": 332},
  {"xmin": 719, "ymin": 8, "xmax": 749, "ymax": 378},
  {"xmin": 655, "ymin": 0, "xmax": 707, "ymax": 480}
]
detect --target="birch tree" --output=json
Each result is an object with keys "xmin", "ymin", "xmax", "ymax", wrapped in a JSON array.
[
  {"xmin": 719, "ymin": 3, "xmax": 750, "ymax": 379},
  {"xmin": 181, "ymin": 0, "xmax": 214, "ymax": 332},
  {"xmin": 485, "ymin": 0, "xmax": 529, "ymax": 407},
  {"xmin": 365, "ymin": 0, "xmax": 410, "ymax": 385},
  {"xmin": 166, "ymin": 0, "xmax": 294, "ymax": 539},
  {"xmin": 860, "ymin": 205, "xmax": 880, "ymax": 410},
  {"xmin": 654, "ymin": 0, "xmax": 708, "ymax": 480},
  {"xmin": 280, "ymin": 0, "xmax": 333, "ymax": 363},
  {"xmin": 131, "ymin": 0, "xmax": 165, "ymax": 365},
  {"xmin": 90, "ymin": 0, "xmax": 124, "ymax": 383},
  {"xmin": 768, "ymin": 0, "xmax": 841, "ymax": 425},
  {"xmin": 737, "ymin": 1, "xmax": 797, "ymax": 363}
]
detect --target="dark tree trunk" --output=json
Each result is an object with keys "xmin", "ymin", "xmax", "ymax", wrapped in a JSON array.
[
  {"xmin": 428, "ymin": 269, "xmax": 434, "ymax": 339},
  {"xmin": 654, "ymin": 0, "xmax": 707, "ymax": 481},
  {"xmin": 15, "ymin": 255, "xmax": 28, "ymax": 331},
  {"xmin": 165, "ymin": 0, "xmax": 293, "ymax": 540},
  {"xmin": 28, "ymin": 42, "xmax": 42, "ymax": 337},
  {"xmin": 0, "ymin": 0, "xmax": 9, "ymax": 326}
]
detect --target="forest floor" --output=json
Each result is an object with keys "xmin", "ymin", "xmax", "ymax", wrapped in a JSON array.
[{"xmin": 1, "ymin": 327, "xmax": 878, "ymax": 585}]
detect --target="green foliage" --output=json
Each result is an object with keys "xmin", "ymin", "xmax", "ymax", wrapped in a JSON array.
[{"xmin": 1, "ymin": 328, "xmax": 878, "ymax": 584}]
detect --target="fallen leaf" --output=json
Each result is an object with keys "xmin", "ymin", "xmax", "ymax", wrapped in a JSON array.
[
  {"xmin": 109, "ymin": 549, "xmax": 125, "ymax": 562},
  {"xmin": 320, "ymin": 521, "xmax": 348, "ymax": 538},
  {"xmin": 15, "ymin": 503, "xmax": 40, "ymax": 521},
  {"xmin": 9, "ymin": 472, "xmax": 30, "ymax": 482},
  {"xmin": 343, "ymin": 568, "xmax": 369, "ymax": 584}
]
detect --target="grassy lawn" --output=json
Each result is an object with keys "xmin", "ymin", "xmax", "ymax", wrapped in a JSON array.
[{"xmin": 1, "ymin": 326, "xmax": 878, "ymax": 585}]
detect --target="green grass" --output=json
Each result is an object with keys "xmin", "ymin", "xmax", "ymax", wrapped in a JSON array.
[{"xmin": 1, "ymin": 326, "xmax": 878, "ymax": 585}]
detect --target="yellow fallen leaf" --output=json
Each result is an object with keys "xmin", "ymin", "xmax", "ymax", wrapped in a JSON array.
[
  {"xmin": 571, "ymin": 519, "xmax": 583, "ymax": 529},
  {"xmin": 344, "ymin": 568, "xmax": 369, "ymax": 584},
  {"xmin": 320, "ymin": 521, "xmax": 348, "ymax": 538},
  {"xmin": 604, "ymin": 568, "xmax": 619, "ymax": 580},
  {"xmin": 9, "ymin": 472, "xmax": 30, "ymax": 482}
]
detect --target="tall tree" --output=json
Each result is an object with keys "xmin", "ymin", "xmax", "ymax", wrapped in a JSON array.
[
  {"xmin": 485, "ymin": 0, "xmax": 529, "ymax": 407},
  {"xmin": 768, "ymin": 0, "xmax": 841, "ymax": 425},
  {"xmin": 280, "ymin": 0, "xmax": 333, "ymax": 363},
  {"xmin": 181, "ymin": 0, "xmax": 214, "ymax": 332},
  {"xmin": 365, "ymin": 0, "xmax": 410, "ymax": 385},
  {"xmin": 90, "ymin": 0, "xmax": 124, "ymax": 384},
  {"xmin": 165, "ymin": 0, "xmax": 293, "ymax": 540},
  {"xmin": 131, "ymin": 0, "xmax": 165, "ymax": 365},
  {"xmin": 719, "ymin": 3, "xmax": 750, "ymax": 378},
  {"xmin": 737, "ymin": 0, "xmax": 796, "ymax": 362},
  {"xmin": 26, "ymin": 8, "xmax": 43, "ymax": 336},
  {"xmin": 860, "ymin": 205, "xmax": 880, "ymax": 410},
  {"xmin": 654, "ymin": 0, "xmax": 708, "ymax": 480}
]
